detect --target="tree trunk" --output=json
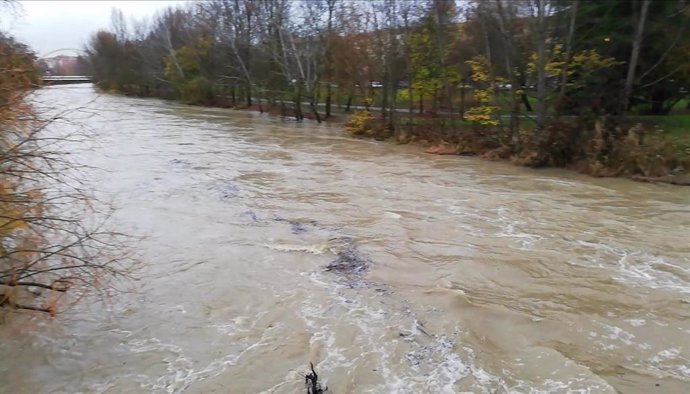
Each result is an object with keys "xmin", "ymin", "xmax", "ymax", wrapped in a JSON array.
[
  {"xmin": 521, "ymin": 92, "xmax": 533, "ymax": 112},
  {"xmin": 402, "ymin": 8, "xmax": 414, "ymax": 125},
  {"xmin": 294, "ymin": 82, "xmax": 303, "ymax": 121},
  {"xmin": 459, "ymin": 81, "xmax": 466, "ymax": 120},
  {"xmin": 325, "ymin": 84, "xmax": 332, "ymax": 119},
  {"xmin": 345, "ymin": 91, "xmax": 353, "ymax": 112},
  {"xmin": 245, "ymin": 2, "xmax": 252, "ymax": 107},
  {"xmin": 310, "ymin": 99, "xmax": 322, "ymax": 123},
  {"xmin": 381, "ymin": 73, "xmax": 389, "ymax": 124},
  {"xmin": 310, "ymin": 79, "xmax": 322, "ymax": 123},
  {"xmin": 407, "ymin": 84, "xmax": 414, "ymax": 123},
  {"xmin": 479, "ymin": 6, "xmax": 498, "ymax": 106},
  {"xmin": 559, "ymin": 0, "xmax": 578, "ymax": 98},
  {"xmin": 324, "ymin": 1, "xmax": 334, "ymax": 119},
  {"xmin": 535, "ymin": 0, "xmax": 548, "ymax": 131},
  {"xmin": 623, "ymin": 0, "xmax": 651, "ymax": 114},
  {"xmin": 495, "ymin": 0, "xmax": 519, "ymax": 137},
  {"xmin": 435, "ymin": 1, "xmax": 451, "ymax": 117},
  {"xmin": 390, "ymin": 82, "xmax": 397, "ymax": 130}
]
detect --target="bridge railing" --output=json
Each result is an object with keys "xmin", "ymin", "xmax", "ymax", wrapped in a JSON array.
[{"xmin": 42, "ymin": 76, "xmax": 92, "ymax": 81}]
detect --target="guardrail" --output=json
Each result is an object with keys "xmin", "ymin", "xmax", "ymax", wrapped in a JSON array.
[{"xmin": 42, "ymin": 76, "xmax": 92, "ymax": 85}]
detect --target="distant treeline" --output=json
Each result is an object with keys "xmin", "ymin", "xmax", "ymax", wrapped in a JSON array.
[
  {"xmin": 86, "ymin": 1, "xmax": 689, "ymax": 116},
  {"xmin": 86, "ymin": 0, "xmax": 690, "ymax": 179}
]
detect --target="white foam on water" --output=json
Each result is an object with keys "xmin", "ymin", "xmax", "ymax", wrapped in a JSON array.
[
  {"xmin": 626, "ymin": 318, "xmax": 646, "ymax": 327},
  {"xmin": 570, "ymin": 239, "xmax": 690, "ymax": 294},
  {"xmin": 614, "ymin": 253, "xmax": 690, "ymax": 294},
  {"xmin": 652, "ymin": 348, "xmax": 680, "ymax": 361},
  {"xmin": 297, "ymin": 272, "xmax": 483, "ymax": 393},
  {"xmin": 383, "ymin": 211, "xmax": 401, "ymax": 219},
  {"xmin": 300, "ymin": 272, "xmax": 584, "ymax": 394},
  {"xmin": 494, "ymin": 207, "xmax": 543, "ymax": 250},
  {"xmin": 210, "ymin": 312, "xmax": 265, "ymax": 336},
  {"xmin": 643, "ymin": 348, "xmax": 690, "ymax": 381},
  {"xmin": 110, "ymin": 307, "xmax": 283, "ymax": 393},
  {"xmin": 447, "ymin": 204, "xmax": 543, "ymax": 244},
  {"xmin": 122, "ymin": 337, "xmax": 195, "ymax": 393},
  {"xmin": 109, "ymin": 267, "xmax": 626, "ymax": 394},
  {"xmin": 600, "ymin": 323, "xmax": 635, "ymax": 345},
  {"xmin": 263, "ymin": 242, "xmax": 329, "ymax": 255}
]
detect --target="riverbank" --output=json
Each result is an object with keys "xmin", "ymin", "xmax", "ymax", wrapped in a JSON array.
[
  {"xmin": 422, "ymin": 140, "xmax": 690, "ymax": 186},
  {"xmin": 100, "ymin": 87, "xmax": 689, "ymax": 185},
  {"xmin": 341, "ymin": 109, "xmax": 690, "ymax": 186},
  {"xmin": 221, "ymin": 105, "xmax": 689, "ymax": 187},
  {"xmin": 420, "ymin": 137, "xmax": 689, "ymax": 186}
]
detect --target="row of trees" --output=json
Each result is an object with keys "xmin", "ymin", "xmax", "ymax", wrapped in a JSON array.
[
  {"xmin": 86, "ymin": 0, "xmax": 689, "ymax": 170},
  {"xmin": 86, "ymin": 0, "xmax": 690, "ymax": 115}
]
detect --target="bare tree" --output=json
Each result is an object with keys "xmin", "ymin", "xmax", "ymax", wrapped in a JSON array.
[
  {"xmin": 559, "ymin": 0, "xmax": 578, "ymax": 98},
  {"xmin": 622, "ymin": 0, "xmax": 651, "ymax": 113},
  {"xmin": 494, "ymin": 0, "xmax": 521, "ymax": 138},
  {"xmin": 533, "ymin": 0, "xmax": 548, "ymax": 131},
  {"xmin": 324, "ymin": 0, "xmax": 337, "ymax": 119},
  {"xmin": 1, "ymin": 34, "xmax": 134, "ymax": 315}
]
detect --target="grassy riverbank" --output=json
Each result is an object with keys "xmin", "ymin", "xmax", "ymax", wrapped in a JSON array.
[
  {"xmin": 232, "ymin": 97, "xmax": 689, "ymax": 185},
  {"xmin": 343, "ymin": 110, "xmax": 690, "ymax": 186}
]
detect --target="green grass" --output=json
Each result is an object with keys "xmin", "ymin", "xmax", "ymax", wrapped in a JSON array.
[
  {"xmin": 629, "ymin": 115, "xmax": 690, "ymax": 156},
  {"xmin": 672, "ymin": 99, "xmax": 689, "ymax": 113},
  {"xmin": 631, "ymin": 114, "xmax": 690, "ymax": 132},
  {"xmin": 655, "ymin": 114, "xmax": 690, "ymax": 131},
  {"xmin": 396, "ymin": 116, "xmax": 475, "ymax": 127}
]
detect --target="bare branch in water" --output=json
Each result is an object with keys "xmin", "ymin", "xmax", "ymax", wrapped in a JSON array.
[{"xmin": 305, "ymin": 362, "xmax": 327, "ymax": 394}]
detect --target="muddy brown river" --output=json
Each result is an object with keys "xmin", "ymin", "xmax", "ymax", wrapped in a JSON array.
[{"xmin": 1, "ymin": 85, "xmax": 689, "ymax": 393}]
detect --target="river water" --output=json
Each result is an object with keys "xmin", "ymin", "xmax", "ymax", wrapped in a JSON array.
[{"xmin": 1, "ymin": 85, "xmax": 689, "ymax": 393}]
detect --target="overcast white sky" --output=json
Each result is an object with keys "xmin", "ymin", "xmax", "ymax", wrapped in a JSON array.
[{"xmin": 1, "ymin": 1, "xmax": 183, "ymax": 57}]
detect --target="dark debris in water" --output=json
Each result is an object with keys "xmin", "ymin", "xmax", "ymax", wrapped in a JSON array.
[
  {"xmin": 270, "ymin": 217, "xmax": 372, "ymax": 284},
  {"xmin": 274, "ymin": 216, "xmax": 318, "ymax": 235},
  {"xmin": 243, "ymin": 210, "xmax": 260, "ymax": 222},
  {"xmin": 169, "ymin": 158, "xmax": 192, "ymax": 167},
  {"xmin": 305, "ymin": 362, "xmax": 327, "ymax": 394},
  {"xmin": 219, "ymin": 181, "xmax": 241, "ymax": 199},
  {"xmin": 290, "ymin": 222, "xmax": 309, "ymax": 235},
  {"xmin": 374, "ymin": 286, "xmax": 392, "ymax": 295},
  {"xmin": 325, "ymin": 236, "xmax": 369, "ymax": 275}
]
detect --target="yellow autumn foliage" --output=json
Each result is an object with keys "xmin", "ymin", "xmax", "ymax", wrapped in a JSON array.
[
  {"xmin": 465, "ymin": 55, "xmax": 499, "ymax": 126},
  {"xmin": 163, "ymin": 35, "xmax": 214, "ymax": 104},
  {"xmin": 527, "ymin": 46, "xmax": 620, "ymax": 85},
  {"xmin": 0, "ymin": 35, "xmax": 41, "ymax": 257},
  {"xmin": 345, "ymin": 109, "xmax": 376, "ymax": 136}
]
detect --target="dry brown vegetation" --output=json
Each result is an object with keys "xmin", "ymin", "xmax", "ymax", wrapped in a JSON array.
[{"xmin": 0, "ymin": 33, "xmax": 134, "ymax": 316}]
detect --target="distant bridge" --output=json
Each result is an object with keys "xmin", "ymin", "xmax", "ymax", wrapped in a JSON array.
[{"xmin": 42, "ymin": 76, "xmax": 92, "ymax": 85}]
